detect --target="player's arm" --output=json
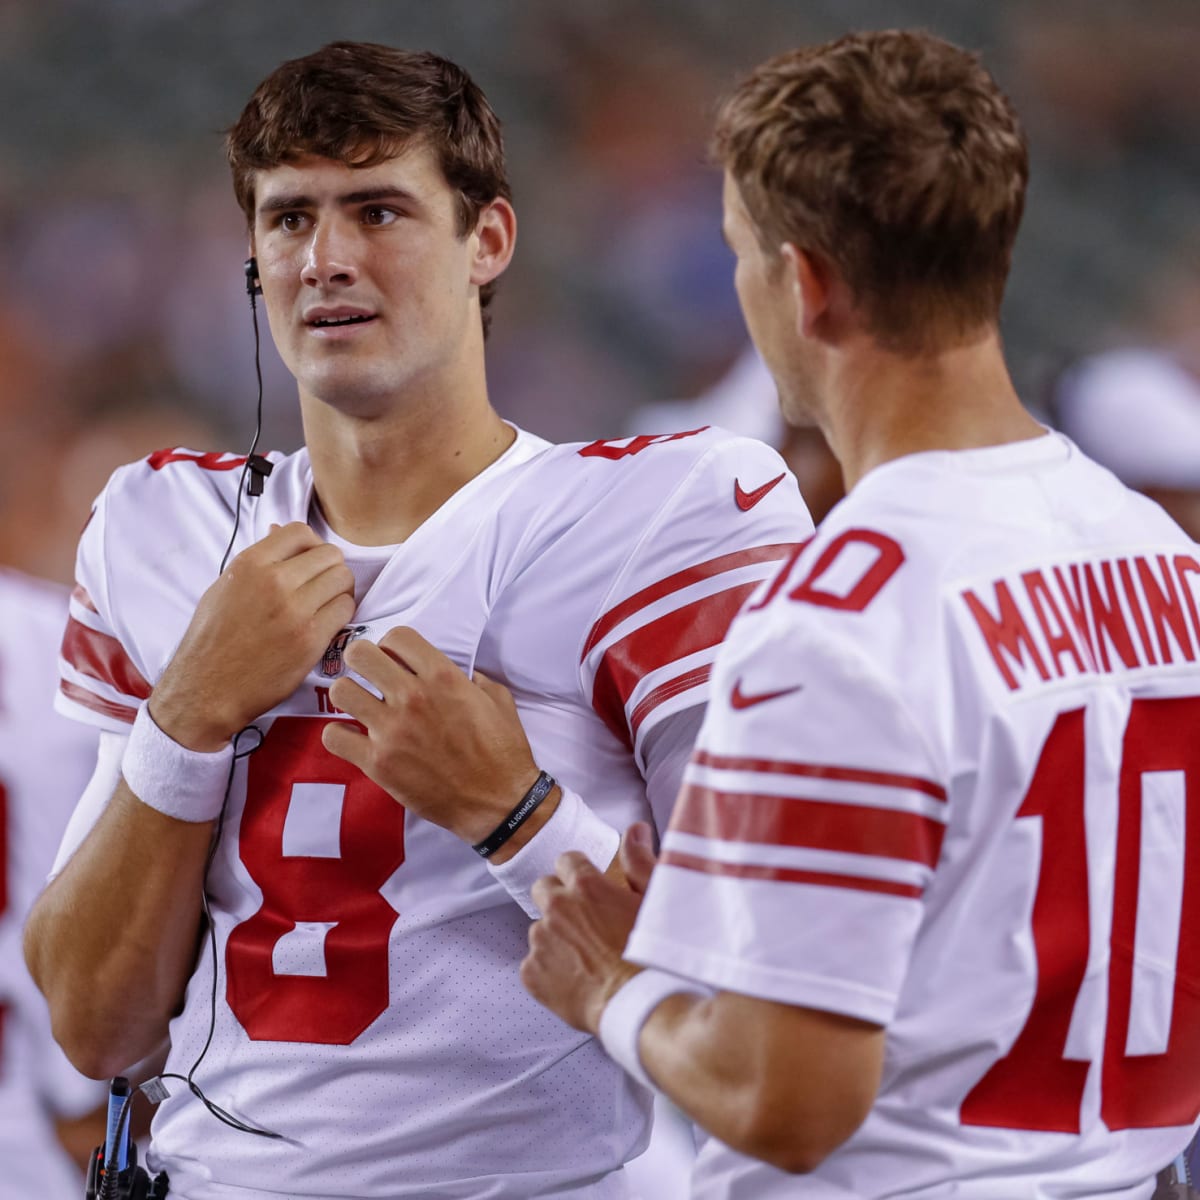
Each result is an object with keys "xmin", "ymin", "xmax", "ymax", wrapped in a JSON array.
[
  {"xmin": 26, "ymin": 523, "xmax": 356, "ymax": 1077},
  {"xmin": 522, "ymin": 834, "xmax": 883, "ymax": 1171}
]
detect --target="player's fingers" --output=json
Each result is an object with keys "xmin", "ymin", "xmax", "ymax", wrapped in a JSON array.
[
  {"xmin": 531, "ymin": 872, "xmax": 565, "ymax": 914},
  {"xmin": 276, "ymin": 541, "xmax": 350, "ymax": 591},
  {"xmin": 618, "ymin": 822, "xmax": 658, "ymax": 896},
  {"xmin": 321, "ymin": 718, "xmax": 370, "ymax": 770},
  {"xmin": 327, "ymin": 675, "xmax": 386, "ymax": 725},
  {"xmin": 554, "ymin": 851, "xmax": 599, "ymax": 890},
  {"xmin": 342, "ymin": 638, "xmax": 416, "ymax": 693},
  {"xmin": 472, "ymin": 670, "xmax": 517, "ymax": 712},
  {"xmin": 251, "ymin": 521, "xmax": 325, "ymax": 562},
  {"xmin": 377, "ymin": 626, "xmax": 445, "ymax": 676},
  {"xmin": 295, "ymin": 559, "xmax": 356, "ymax": 616}
]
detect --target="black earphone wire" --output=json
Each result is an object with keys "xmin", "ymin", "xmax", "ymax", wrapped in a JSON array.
[
  {"xmin": 153, "ymin": 266, "xmax": 286, "ymax": 1143},
  {"xmin": 158, "ymin": 726, "xmax": 285, "ymax": 1140},
  {"xmin": 219, "ymin": 281, "xmax": 266, "ymax": 576}
]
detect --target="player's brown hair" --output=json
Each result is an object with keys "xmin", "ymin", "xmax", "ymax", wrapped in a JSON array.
[
  {"xmin": 226, "ymin": 41, "xmax": 511, "ymax": 335},
  {"xmin": 713, "ymin": 30, "xmax": 1029, "ymax": 354}
]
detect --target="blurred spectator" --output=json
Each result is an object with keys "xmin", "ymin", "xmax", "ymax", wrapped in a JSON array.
[
  {"xmin": 0, "ymin": 567, "xmax": 107, "ymax": 1197},
  {"xmin": 1054, "ymin": 348, "xmax": 1200, "ymax": 539}
]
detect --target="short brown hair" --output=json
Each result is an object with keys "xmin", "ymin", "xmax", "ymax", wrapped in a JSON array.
[
  {"xmin": 713, "ymin": 30, "xmax": 1028, "ymax": 354},
  {"xmin": 226, "ymin": 41, "xmax": 511, "ymax": 335}
]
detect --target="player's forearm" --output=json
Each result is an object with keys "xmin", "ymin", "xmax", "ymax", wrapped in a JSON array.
[
  {"xmin": 24, "ymin": 781, "xmax": 212, "ymax": 1078},
  {"xmin": 634, "ymin": 989, "xmax": 882, "ymax": 1174}
]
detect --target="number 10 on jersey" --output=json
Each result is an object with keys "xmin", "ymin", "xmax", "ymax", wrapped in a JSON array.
[{"xmin": 963, "ymin": 695, "xmax": 1200, "ymax": 1133}]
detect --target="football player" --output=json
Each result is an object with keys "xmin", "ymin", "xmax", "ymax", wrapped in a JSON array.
[
  {"xmin": 25, "ymin": 41, "xmax": 811, "ymax": 1200},
  {"xmin": 522, "ymin": 30, "xmax": 1200, "ymax": 1197},
  {"xmin": 0, "ymin": 568, "xmax": 106, "ymax": 1197}
]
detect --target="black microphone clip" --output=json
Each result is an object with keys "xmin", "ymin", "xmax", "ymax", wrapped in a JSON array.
[{"xmin": 247, "ymin": 453, "xmax": 274, "ymax": 497}]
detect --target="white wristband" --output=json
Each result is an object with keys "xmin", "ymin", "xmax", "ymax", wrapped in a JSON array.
[
  {"xmin": 598, "ymin": 967, "xmax": 713, "ymax": 1091},
  {"xmin": 121, "ymin": 702, "xmax": 233, "ymax": 822},
  {"xmin": 487, "ymin": 785, "xmax": 620, "ymax": 919}
]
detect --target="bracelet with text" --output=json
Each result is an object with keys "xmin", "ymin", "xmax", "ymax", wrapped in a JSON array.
[{"xmin": 472, "ymin": 771, "xmax": 556, "ymax": 858}]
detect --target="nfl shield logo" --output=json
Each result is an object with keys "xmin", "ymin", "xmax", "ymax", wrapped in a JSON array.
[{"xmin": 322, "ymin": 624, "xmax": 368, "ymax": 677}]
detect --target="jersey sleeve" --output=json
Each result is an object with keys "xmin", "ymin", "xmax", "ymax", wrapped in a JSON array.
[
  {"xmin": 626, "ymin": 612, "xmax": 947, "ymax": 1028},
  {"xmin": 578, "ymin": 433, "xmax": 812, "ymax": 780},
  {"xmin": 54, "ymin": 476, "xmax": 154, "ymax": 732}
]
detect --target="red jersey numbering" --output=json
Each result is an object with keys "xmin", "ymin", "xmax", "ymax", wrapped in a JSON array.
[{"xmin": 577, "ymin": 428, "xmax": 708, "ymax": 460}]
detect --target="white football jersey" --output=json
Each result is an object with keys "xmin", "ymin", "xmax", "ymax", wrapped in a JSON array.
[
  {"xmin": 54, "ymin": 425, "xmax": 809, "ymax": 1199},
  {"xmin": 0, "ymin": 569, "xmax": 106, "ymax": 1199},
  {"xmin": 629, "ymin": 432, "xmax": 1200, "ymax": 1198}
]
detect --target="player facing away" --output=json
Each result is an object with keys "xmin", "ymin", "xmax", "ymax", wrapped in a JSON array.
[
  {"xmin": 0, "ymin": 569, "xmax": 108, "ymax": 1198},
  {"xmin": 520, "ymin": 30, "xmax": 1200, "ymax": 1198},
  {"xmin": 22, "ymin": 42, "xmax": 811, "ymax": 1200}
]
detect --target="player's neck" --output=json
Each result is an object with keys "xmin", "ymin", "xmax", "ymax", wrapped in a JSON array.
[
  {"xmin": 300, "ymin": 385, "xmax": 516, "ymax": 547},
  {"xmin": 824, "ymin": 330, "xmax": 1045, "ymax": 490}
]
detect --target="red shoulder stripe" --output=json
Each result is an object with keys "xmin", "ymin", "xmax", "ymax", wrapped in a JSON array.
[
  {"xmin": 660, "ymin": 849, "xmax": 924, "ymax": 899},
  {"xmin": 692, "ymin": 750, "xmax": 947, "ymax": 801},
  {"xmin": 628, "ymin": 664, "xmax": 712, "ymax": 738},
  {"xmin": 582, "ymin": 543, "xmax": 798, "ymax": 659},
  {"xmin": 591, "ymin": 583, "xmax": 756, "ymax": 749},
  {"xmin": 59, "ymin": 679, "xmax": 138, "ymax": 724},
  {"xmin": 146, "ymin": 449, "xmax": 247, "ymax": 472},
  {"xmin": 61, "ymin": 617, "xmax": 152, "ymax": 701},
  {"xmin": 671, "ymin": 784, "xmax": 945, "ymax": 867}
]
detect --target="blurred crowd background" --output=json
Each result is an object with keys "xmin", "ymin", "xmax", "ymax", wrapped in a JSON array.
[{"xmin": 1, "ymin": 0, "xmax": 1199, "ymax": 585}]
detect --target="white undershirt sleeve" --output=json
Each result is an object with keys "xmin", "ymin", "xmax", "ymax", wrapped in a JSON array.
[{"xmin": 48, "ymin": 729, "xmax": 128, "ymax": 879}]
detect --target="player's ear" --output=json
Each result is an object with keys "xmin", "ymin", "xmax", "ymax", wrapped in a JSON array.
[
  {"xmin": 782, "ymin": 243, "xmax": 833, "ymax": 339},
  {"xmin": 469, "ymin": 197, "xmax": 517, "ymax": 288},
  {"xmin": 782, "ymin": 243, "xmax": 830, "ymax": 338}
]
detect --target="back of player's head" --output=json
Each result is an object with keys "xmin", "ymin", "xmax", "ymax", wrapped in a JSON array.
[
  {"xmin": 226, "ymin": 41, "xmax": 511, "ymax": 328},
  {"xmin": 713, "ymin": 30, "xmax": 1028, "ymax": 355}
]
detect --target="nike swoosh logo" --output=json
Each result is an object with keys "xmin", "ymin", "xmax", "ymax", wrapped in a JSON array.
[
  {"xmin": 735, "ymin": 472, "xmax": 786, "ymax": 511},
  {"xmin": 730, "ymin": 679, "xmax": 804, "ymax": 709}
]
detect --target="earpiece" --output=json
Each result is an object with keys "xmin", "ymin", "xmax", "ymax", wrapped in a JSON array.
[{"xmin": 244, "ymin": 257, "xmax": 262, "ymax": 298}]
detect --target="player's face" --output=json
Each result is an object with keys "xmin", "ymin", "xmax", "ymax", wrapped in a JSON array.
[
  {"xmin": 251, "ymin": 145, "xmax": 512, "ymax": 417},
  {"xmin": 722, "ymin": 173, "xmax": 816, "ymax": 425}
]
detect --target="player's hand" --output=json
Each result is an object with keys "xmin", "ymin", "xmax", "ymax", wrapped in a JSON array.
[
  {"xmin": 520, "ymin": 823, "xmax": 657, "ymax": 1034},
  {"xmin": 321, "ymin": 626, "xmax": 544, "ymax": 846},
  {"xmin": 150, "ymin": 522, "xmax": 356, "ymax": 750}
]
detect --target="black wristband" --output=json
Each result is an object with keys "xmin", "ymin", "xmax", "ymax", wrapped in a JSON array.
[{"xmin": 472, "ymin": 771, "xmax": 556, "ymax": 858}]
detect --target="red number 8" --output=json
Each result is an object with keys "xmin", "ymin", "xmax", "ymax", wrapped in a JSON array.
[{"xmin": 226, "ymin": 717, "xmax": 406, "ymax": 1044}]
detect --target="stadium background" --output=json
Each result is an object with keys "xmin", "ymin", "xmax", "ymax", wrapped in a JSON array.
[{"xmin": 1, "ymin": 0, "xmax": 1197, "ymax": 582}]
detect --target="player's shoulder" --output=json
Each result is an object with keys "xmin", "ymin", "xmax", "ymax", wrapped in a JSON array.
[
  {"xmin": 528, "ymin": 424, "xmax": 801, "ymax": 523},
  {"xmin": 545, "ymin": 423, "xmax": 783, "ymax": 482},
  {"xmin": 97, "ymin": 446, "xmax": 299, "ymax": 527}
]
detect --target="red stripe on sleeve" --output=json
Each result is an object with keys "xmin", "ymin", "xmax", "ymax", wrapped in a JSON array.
[
  {"xmin": 61, "ymin": 617, "xmax": 152, "ymax": 701},
  {"xmin": 71, "ymin": 584, "xmax": 99, "ymax": 614},
  {"xmin": 672, "ymin": 784, "xmax": 945, "ymax": 867},
  {"xmin": 660, "ymin": 849, "xmax": 924, "ymax": 899},
  {"xmin": 59, "ymin": 679, "xmax": 138, "ymax": 724},
  {"xmin": 628, "ymin": 664, "xmax": 712, "ymax": 737},
  {"xmin": 582, "ymin": 543, "xmax": 799, "ymax": 659},
  {"xmin": 591, "ymin": 583, "xmax": 757, "ymax": 749},
  {"xmin": 146, "ymin": 449, "xmax": 247, "ymax": 472},
  {"xmin": 692, "ymin": 749, "xmax": 947, "ymax": 801}
]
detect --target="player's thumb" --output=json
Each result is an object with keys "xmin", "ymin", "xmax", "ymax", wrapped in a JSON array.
[
  {"xmin": 472, "ymin": 669, "xmax": 517, "ymax": 712},
  {"xmin": 618, "ymin": 822, "xmax": 658, "ymax": 896}
]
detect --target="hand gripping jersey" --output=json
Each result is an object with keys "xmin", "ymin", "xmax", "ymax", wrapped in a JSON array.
[
  {"xmin": 629, "ymin": 432, "xmax": 1200, "ymax": 1199},
  {"xmin": 55, "ymin": 425, "xmax": 808, "ymax": 1200},
  {"xmin": 0, "ymin": 570, "xmax": 106, "ymax": 1199}
]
